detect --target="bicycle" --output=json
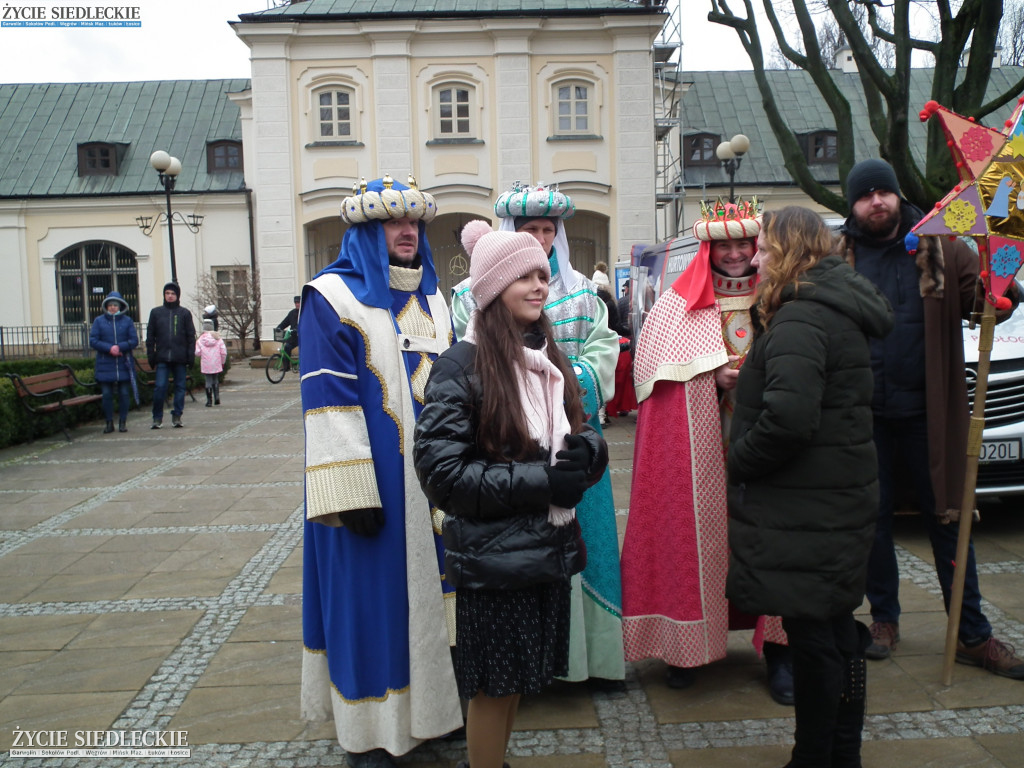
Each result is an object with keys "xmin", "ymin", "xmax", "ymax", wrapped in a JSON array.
[{"xmin": 266, "ymin": 329, "xmax": 299, "ymax": 384}]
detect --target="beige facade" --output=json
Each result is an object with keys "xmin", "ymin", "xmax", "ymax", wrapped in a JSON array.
[
  {"xmin": 0, "ymin": 193, "xmax": 250, "ymax": 328},
  {"xmin": 231, "ymin": 12, "xmax": 665, "ymax": 339}
]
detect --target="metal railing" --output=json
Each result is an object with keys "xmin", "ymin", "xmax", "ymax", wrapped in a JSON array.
[{"xmin": 0, "ymin": 323, "xmax": 148, "ymax": 361}]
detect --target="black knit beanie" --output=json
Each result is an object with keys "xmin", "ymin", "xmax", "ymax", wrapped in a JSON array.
[{"xmin": 845, "ymin": 159, "xmax": 900, "ymax": 204}]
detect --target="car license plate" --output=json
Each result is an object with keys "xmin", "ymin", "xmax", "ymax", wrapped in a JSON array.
[{"xmin": 979, "ymin": 438, "xmax": 1022, "ymax": 463}]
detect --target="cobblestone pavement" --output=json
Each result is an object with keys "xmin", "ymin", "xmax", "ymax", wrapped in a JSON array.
[{"xmin": 1, "ymin": 363, "xmax": 1023, "ymax": 767}]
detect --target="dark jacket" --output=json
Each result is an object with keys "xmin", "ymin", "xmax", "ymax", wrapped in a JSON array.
[
  {"xmin": 276, "ymin": 307, "xmax": 299, "ymax": 332},
  {"xmin": 414, "ymin": 339, "xmax": 606, "ymax": 591},
  {"xmin": 146, "ymin": 301, "xmax": 196, "ymax": 367},
  {"xmin": 838, "ymin": 207, "xmax": 1021, "ymax": 521},
  {"xmin": 726, "ymin": 254, "xmax": 894, "ymax": 621},
  {"xmin": 89, "ymin": 291, "xmax": 139, "ymax": 383}
]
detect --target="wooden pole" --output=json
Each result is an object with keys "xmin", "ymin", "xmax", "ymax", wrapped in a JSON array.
[{"xmin": 941, "ymin": 298, "xmax": 996, "ymax": 685}]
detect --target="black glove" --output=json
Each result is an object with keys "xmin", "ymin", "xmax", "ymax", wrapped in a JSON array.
[
  {"xmin": 147, "ymin": 356, "xmax": 156, "ymax": 368},
  {"xmin": 554, "ymin": 433, "xmax": 591, "ymax": 472},
  {"xmin": 545, "ymin": 463, "xmax": 589, "ymax": 509},
  {"xmin": 339, "ymin": 507, "xmax": 384, "ymax": 537}
]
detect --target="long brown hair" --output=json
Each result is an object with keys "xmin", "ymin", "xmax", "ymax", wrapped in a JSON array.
[
  {"xmin": 473, "ymin": 300, "xmax": 585, "ymax": 461},
  {"xmin": 756, "ymin": 207, "xmax": 837, "ymax": 327}
]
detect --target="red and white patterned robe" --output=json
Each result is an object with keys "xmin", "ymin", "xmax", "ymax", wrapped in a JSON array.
[{"xmin": 621, "ymin": 272, "xmax": 786, "ymax": 667}]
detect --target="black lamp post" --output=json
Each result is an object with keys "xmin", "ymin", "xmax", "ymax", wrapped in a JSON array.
[
  {"xmin": 716, "ymin": 133, "xmax": 751, "ymax": 203},
  {"xmin": 137, "ymin": 150, "xmax": 203, "ymax": 285}
]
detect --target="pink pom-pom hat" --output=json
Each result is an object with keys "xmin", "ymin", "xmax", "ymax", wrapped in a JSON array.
[{"xmin": 461, "ymin": 220, "xmax": 550, "ymax": 310}]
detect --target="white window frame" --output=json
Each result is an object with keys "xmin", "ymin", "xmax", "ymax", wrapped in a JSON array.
[
  {"xmin": 433, "ymin": 83, "xmax": 475, "ymax": 139},
  {"xmin": 314, "ymin": 86, "xmax": 356, "ymax": 141},
  {"xmin": 553, "ymin": 80, "xmax": 592, "ymax": 136}
]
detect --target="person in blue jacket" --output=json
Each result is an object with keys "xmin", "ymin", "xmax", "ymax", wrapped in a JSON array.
[{"xmin": 89, "ymin": 291, "xmax": 138, "ymax": 433}]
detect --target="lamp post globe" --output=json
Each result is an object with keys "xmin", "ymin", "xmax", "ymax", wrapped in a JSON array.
[{"xmin": 717, "ymin": 133, "xmax": 751, "ymax": 204}]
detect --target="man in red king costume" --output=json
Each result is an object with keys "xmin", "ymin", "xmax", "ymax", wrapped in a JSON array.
[{"xmin": 621, "ymin": 199, "xmax": 792, "ymax": 704}]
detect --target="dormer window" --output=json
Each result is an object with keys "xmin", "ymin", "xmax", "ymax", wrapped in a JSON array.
[
  {"xmin": 805, "ymin": 130, "xmax": 838, "ymax": 164},
  {"xmin": 683, "ymin": 133, "xmax": 720, "ymax": 167},
  {"xmin": 207, "ymin": 140, "xmax": 243, "ymax": 172},
  {"xmin": 77, "ymin": 142, "xmax": 120, "ymax": 176}
]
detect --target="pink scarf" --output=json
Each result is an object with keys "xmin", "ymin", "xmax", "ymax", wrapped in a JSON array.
[{"xmin": 465, "ymin": 318, "xmax": 574, "ymax": 526}]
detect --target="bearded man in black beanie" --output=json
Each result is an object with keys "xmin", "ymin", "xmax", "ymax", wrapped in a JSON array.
[
  {"xmin": 145, "ymin": 282, "xmax": 196, "ymax": 429},
  {"xmin": 838, "ymin": 158, "xmax": 1023, "ymax": 681}
]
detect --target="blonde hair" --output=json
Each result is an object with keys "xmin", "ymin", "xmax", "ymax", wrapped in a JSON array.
[{"xmin": 756, "ymin": 207, "xmax": 836, "ymax": 327}]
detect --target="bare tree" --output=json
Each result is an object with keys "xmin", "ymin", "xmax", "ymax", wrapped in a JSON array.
[
  {"xmin": 193, "ymin": 267, "xmax": 262, "ymax": 355},
  {"xmin": 708, "ymin": 0, "xmax": 1023, "ymax": 214},
  {"xmin": 1000, "ymin": 0, "xmax": 1024, "ymax": 66}
]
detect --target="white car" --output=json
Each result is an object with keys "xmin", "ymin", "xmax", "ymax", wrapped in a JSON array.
[{"xmin": 964, "ymin": 298, "xmax": 1024, "ymax": 500}]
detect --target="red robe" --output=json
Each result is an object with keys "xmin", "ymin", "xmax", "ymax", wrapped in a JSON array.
[{"xmin": 621, "ymin": 274, "xmax": 785, "ymax": 667}]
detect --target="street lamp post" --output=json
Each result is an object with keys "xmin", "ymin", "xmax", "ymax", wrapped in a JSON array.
[
  {"xmin": 138, "ymin": 150, "xmax": 203, "ymax": 285},
  {"xmin": 150, "ymin": 150, "xmax": 182, "ymax": 284},
  {"xmin": 716, "ymin": 133, "xmax": 751, "ymax": 204}
]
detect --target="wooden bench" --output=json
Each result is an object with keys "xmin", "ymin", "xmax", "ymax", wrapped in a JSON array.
[
  {"xmin": 5, "ymin": 365, "xmax": 102, "ymax": 441},
  {"xmin": 134, "ymin": 358, "xmax": 197, "ymax": 403}
]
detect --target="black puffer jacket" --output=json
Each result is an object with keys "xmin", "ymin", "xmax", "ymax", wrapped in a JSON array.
[
  {"xmin": 726, "ymin": 254, "xmax": 893, "ymax": 621},
  {"xmin": 414, "ymin": 339, "xmax": 607, "ymax": 591}
]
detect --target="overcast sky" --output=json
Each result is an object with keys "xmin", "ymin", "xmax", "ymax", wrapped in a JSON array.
[{"xmin": 0, "ymin": 0, "xmax": 755, "ymax": 85}]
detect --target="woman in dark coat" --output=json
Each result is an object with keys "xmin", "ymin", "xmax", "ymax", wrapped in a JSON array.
[
  {"xmin": 726, "ymin": 207, "xmax": 893, "ymax": 768},
  {"xmin": 415, "ymin": 221, "xmax": 607, "ymax": 768},
  {"xmin": 89, "ymin": 291, "xmax": 138, "ymax": 433}
]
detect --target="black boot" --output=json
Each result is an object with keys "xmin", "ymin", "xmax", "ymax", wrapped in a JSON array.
[
  {"xmin": 118, "ymin": 419, "xmax": 127, "ymax": 433},
  {"xmin": 214, "ymin": 386, "xmax": 220, "ymax": 405},
  {"xmin": 764, "ymin": 641, "xmax": 795, "ymax": 705},
  {"xmin": 103, "ymin": 420, "xmax": 114, "ymax": 434},
  {"xmin": 831, "ymin": 622, "xmax": 870, "ymax": 768},
  {"xmin": 205, "ymin": 388, "xmax": 213, "ymax": 407}
]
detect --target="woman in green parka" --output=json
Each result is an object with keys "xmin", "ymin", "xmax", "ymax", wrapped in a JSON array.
[{"xmin": 726, "ymin": 207, "xmax": 893, "ymax": 768}]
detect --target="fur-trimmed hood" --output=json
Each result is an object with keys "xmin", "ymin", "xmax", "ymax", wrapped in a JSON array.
[{"xmin": 836, "ymin": 200, "xmax": 945, "ymax": 299}]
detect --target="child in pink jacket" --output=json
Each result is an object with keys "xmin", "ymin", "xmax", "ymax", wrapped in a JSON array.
[{"xmin": 195, "ymin": 319, "xmax": 227, "ymax": 406}]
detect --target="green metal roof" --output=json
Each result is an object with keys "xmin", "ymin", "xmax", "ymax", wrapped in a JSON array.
[
  {"xmin": 238, "ymin": 0, "xmax": 661, "ymax": 21},
  {"xmin": 0, "ymin": 79, "xmax": 251, "ymax": 199},
  {"xmin": 677, "ymin": 67, "xmax": 1024, "ymax": 192}
]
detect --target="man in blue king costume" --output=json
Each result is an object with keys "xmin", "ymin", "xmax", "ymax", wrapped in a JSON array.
[
  {"xmin": 299, "ymin": 175, "xmax": 462, "ymax": 768},
  {"xmin": 450, "ymin": 182, "xmax": 625, "ymax": 686}
]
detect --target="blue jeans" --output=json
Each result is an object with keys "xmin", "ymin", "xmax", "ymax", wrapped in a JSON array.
[
  {"xmin": 100, "ymin": 380, "xmax": 130, "ymax": 421},
  {"xmin": 866, "ymin": 415, "xmax": 991, "ymax": 643},
  {"xmin": 152, "ymin": 362, "xmax": 187, "ymax": 420}
]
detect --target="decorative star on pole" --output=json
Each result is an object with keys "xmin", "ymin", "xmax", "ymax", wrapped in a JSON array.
[
  {"xmin": 907, "ymin": 96, "xmax": 1024, "ymax": 306},
  {"xmin": 908, "ymin": 95, "xmax": 1024, "ymax": 686}
]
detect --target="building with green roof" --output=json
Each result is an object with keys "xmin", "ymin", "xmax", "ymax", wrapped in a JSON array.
[{"xmin": 0, "ymin": 79, "xmax": 251, "ymax": 337}]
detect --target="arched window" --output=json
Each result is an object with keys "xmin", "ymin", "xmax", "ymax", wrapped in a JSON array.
[
  {"xmin": 314, "ymin": 87, "xmax": 356, "ymax": 140},
  {"xmin": 56, "ymin": 242, "xmax": 139, "ymax": 325},
  {"xmin": 554, "ymin": 80, "xmax": 592, "ymax": 136}
]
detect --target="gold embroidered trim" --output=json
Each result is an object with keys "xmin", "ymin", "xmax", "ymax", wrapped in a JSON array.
[
  {"xmin": 338, "ymin": 317, "xmax": 404, "ymax": 454},
  {"xmin": 304, "ymin": 404, "xmax": 363, "ymax": 417},
  {"xmin": 336, "ymin": 681, "xmax": 410, "ymax": 704},
  {"xmin": 306, "ymin": 461, "xmax": 381, "ymax": 524}
]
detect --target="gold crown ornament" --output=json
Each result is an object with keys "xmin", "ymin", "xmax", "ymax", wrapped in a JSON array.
[
  {"xmin": 691, "ymin": 196, "xmax": 762, "ymax": 241},
  {"xmin": 341, "ymin": 173, "xmax": 438, "ymax": 224}
]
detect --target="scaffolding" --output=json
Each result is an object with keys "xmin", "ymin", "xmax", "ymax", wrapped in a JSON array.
[{"xmin": 652, "ymin": 0, "xmax": 683, "ymax": 241}]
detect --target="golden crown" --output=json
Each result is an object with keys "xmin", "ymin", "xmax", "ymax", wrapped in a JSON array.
[{"xmin": 692, "ymin": 196, "xmax": 763, "ymax": 242}]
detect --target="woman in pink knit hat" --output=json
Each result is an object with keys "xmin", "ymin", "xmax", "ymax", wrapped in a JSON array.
[{"xmin": 414, "ymin": 220, "xmax": 609, "ymax": 768}]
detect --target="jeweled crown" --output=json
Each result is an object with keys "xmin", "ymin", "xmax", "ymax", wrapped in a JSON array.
[{"xmin": 692, "ymin": 196, "xmax": 763, "ymax": 242}]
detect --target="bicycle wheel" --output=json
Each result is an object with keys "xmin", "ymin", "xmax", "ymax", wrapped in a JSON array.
[{"xmin": 266, "ymin": 353, "xmax": 287, "ymax": 384}]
